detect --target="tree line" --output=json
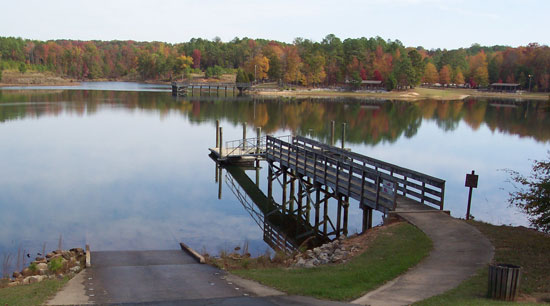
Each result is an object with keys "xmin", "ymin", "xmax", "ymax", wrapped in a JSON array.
[{"xmin": 0, "ymin": 35, "xmax": 549, "ymax": 91}]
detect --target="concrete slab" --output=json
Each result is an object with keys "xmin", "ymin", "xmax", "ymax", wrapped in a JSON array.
[
  {"xmin": 46, "ymin": 269, "xmax": 91, "ymax": 305},
  {"xmin": 353, "ymin": 212, "xmax": 494, "ymax": 306},
  {"xmin": 91, "ymin": 250, "xmax": 197, "ymax": 267},
  {"xmin": 86, "ymin": 250, "xmax": 244, "ymax": 304}
]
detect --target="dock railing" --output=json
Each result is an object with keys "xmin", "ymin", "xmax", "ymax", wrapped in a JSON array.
[
  {"xmin": 223, "ymin": 135, "xmax": 292, "ymax": 158},
  {"xmin": 292, "ymin": 135, "xmax": 446, "ymax": 210},
  {"xmin": 266, "ymin": 135, "xmax": 398, "ymax": 212}
]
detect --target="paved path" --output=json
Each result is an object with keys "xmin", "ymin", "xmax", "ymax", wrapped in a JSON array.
[
  {"xmin": 48, "ymin": 249, "xmax": 353, "ymax": 305},
  {"xmin": 353, "ymin": 202, "xmax": 494, "ymax": 306}
]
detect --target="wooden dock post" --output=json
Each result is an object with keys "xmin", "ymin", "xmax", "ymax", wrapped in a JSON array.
[
  {"xmin": 343, "ymin": 196, "xmax": 349, "ymax": 236},
  {"xmin": 289, "ymin": 173, "xmax": 295, "ymax": 214},
  {"xmin": 215, "ymin": 120, "xmax": 220, "ymax": 148},
  {"xmin": 282, "ymin": 168, "xmax": 287, "ymax": 213},
  {"xmin": 314, "ymin": 185, "xmax": 321, "ymax": 233},
  {"xmin": 256, "ymin": 127, "xmax": 261, "ymax": 167},
  {"xmin": 337, "ymin": 195, "xmax": 342, "ymax": 237},
  {"xmin": 242, "ymin": 122, "xmax": 247, "ymax": 150},
  {"xmin": 268, "ymin": 162, "xmax": 273, "ymax": 202},
  {"xmin": 219, "ymin": 127, "xmax": 223, "ymax": 158},
  {"xmin": 323, "ymin": 196, "xmax": 328, "ymax": 236},
  {"xmin": 330, "ymin": 121, "xmax": 335, "ymax": 146},
  {"xmin": 362, "ymin": 207, "xmax": 373, "ymax": 232},
  {"xmin": 297, "ymin": 179, "xmax": 303, "ymax": 219},
  {"xmin": 341, "ymin": 122, "xmax": 346, "ymax": 149}
]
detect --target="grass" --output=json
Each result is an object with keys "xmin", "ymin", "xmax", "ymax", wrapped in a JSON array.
[
  {"xmin": 0, "ymin": 277, "xmax": 69, "ymax": 306},
  {"xmin": 233, "ymin": 222, "xmax": 431, "ymax": 301},
  {"xmin": 416, "ymin": 221, "xmax": 550, "ymax": 305}
]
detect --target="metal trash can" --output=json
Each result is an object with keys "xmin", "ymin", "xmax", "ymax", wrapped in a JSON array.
[{"xmin": 488, "ymin": 263, "xmax": 522, "ymax": 301}]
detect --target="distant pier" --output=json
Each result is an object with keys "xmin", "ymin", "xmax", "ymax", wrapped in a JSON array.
[{"xmin": 171, "ymin": 82, "xmax": 252, "ymax": 96}]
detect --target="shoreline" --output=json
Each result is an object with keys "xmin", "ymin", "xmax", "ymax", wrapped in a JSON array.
[
  {"xmin": 1, "ymin": 72, "xmax": 548, "ymax": 101},
  {"xmin": 251, "ymin": 87, "xmax": 550, "ymax": 101}
]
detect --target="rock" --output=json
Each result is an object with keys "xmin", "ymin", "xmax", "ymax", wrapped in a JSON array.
[
  {"xmin": 46, "ymin": 252, "xmax": 55, "ymax": 258},
  {"xmin": 49, "ymin": 254, "xmax": 62, "ymax": 261},
  {"xmin": 313, "ymin": 247, "xmax": 321, "ymax": 255},
  {"xmin": 7, "ymin": 281, "xmax": 20, "ymax": 287},
  {"xmin": 294, "ymin": 258, "xmax": 306, "ymax": 267},
  {"xmin": 304, "ymin": 261, "xmax": 315, "ymax": 268},
  {"xmin": 70, "ymin": 266, "xmax": 81, "ymax": 273},
  {"xmin": 12, "ymin": 271, "xmax": 21, "ymax": 278},
  {"xmin": 53, "ymin": 250, "xmax": 62, "ymax": 255},
  {"xmin": 62, "ymin": 251, "xmax": 72, "ymax": 260},
  {"xmin": 22, "ymin": 276, "xmax": 31, "ymax": 284},
  {"xmin": 38, "ymin": 269, "xmax": 48, "ymax": 276},
  {"xmin": 35, "ymin": 257, "xmax": 47, "ymax": 263},
  {"xmin": 305, "ymin": 250, "xmax": 313, "ymax": 258},
  {"xmin": 69, "ymin": 257, "xmax": 78, "ymax": 267},
  {"xmin": 36, "ymin": 262, "xmax": 48, "ymax": 270},
  {"xmin": 331, "ymin": 255, "xmax": 343, "ymax": 262},
  {"xmin": 29, "ymin": 275, "xmax": 46, "ymax": 283},
  {"xmin": 70, "ymin": 248, "xmax": 84, "ymax": 254},
  {"xmin": 21, "ymin": 268, "xmax": 32, "ymax": 277}
]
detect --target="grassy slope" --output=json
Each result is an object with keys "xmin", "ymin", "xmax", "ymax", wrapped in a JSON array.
[
  {"xmin": 234, "ymin": 222, "xmax": 431, "ymax": 301},
  {"xmin": 416, "ymin": 221, "xmax": 550, "ymax": 305},
  {"xmin": 0, "ymin": 277, "xmax": 68, "ymax": 306}
]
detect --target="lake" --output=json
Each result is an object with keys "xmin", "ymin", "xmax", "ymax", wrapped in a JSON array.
[{"xmin": 0, "ymin": 82, "xmax": 548, "ymax": 273}]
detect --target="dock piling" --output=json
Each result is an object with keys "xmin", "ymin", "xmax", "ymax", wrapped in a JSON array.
[
  {"xmin": 216, "ymin": 120, "xmax": 220, "ymax": 148},
  {"xmin": 242, "ymin": 122, "xmax": 247, "ymax": 150},
  {"xmin": 341, "ymin": 123, "xmax": 346, "ymax": 149},
  {"xmin": 330, "ymin": 121, "xmax": 335, "ymax": 146},
  {"xmin": 219, "ymin": 127, "xmax": 223, "ymax": 158}
]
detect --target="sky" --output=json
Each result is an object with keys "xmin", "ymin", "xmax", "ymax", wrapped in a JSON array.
[{"xmin": 1, "ymin": 0, "xmax": 548, "ymax": 49}]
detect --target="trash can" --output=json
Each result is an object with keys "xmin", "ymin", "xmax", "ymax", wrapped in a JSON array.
[{"xmin": 488, "ymin": 263, "xmax": 522, "ymax": 301}]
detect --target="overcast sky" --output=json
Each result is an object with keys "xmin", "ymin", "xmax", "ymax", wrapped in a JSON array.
[{"xmin": 2, "ymin": 0, "xmax": 547, "ymax": 49}]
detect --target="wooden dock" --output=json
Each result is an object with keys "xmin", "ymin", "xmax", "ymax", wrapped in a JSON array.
[
  {"xmin": 172, "ymin": 82, "xmax": 252, "ymax": 96},
  {"xmin": 210, "ymin": 126, "xmax": 445, "ymax": 238}
]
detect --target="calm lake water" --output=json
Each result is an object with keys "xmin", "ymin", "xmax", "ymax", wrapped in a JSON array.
[{"xmin": 0, "ymin": 82, "xmax": 548, "ymax": 271}]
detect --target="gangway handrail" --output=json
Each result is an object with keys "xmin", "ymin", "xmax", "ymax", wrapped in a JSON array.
[
  {"xmin": 266, "ymin": 135, "xmax": 398, "ymax": 212},
  {"xmin": 293, "ymin": 135, "xmax": 445, "ymax": 210}
]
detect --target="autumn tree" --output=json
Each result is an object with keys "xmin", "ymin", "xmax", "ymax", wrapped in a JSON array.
[
  {"xmin": 192, "ymin": 49, "xmax": 201, "ymax": 69},
  {"xmin": 454, "ymin": 67, "xmax": 465, "ymax": 84},
  {"xmin": 245, "ymin": 54, "xmax": 269, "ymax": 81},
  {"xmin": 473, "ymin": 66, "xmax": 489, "ymax": 87},
  {"xmin": 302, "ymin": 53, "xmax": 326, "ymax": 86},
  {"xmin": 174, "ymin": 54, "xmax": 193, "ymax": 79},
  {"xmin": 282, "ymin": 46, "xmax": 303, "ymax": 84},
  {"xmin": 439, "ymin": 65, "xmax": 451, "ymax": 85},
  {"xmin": 423, "ymin": 62, "xmax": 438, "ymax": 84},
  {"xmin": 507, "ymin": 155, "xmax": 550, "ymax": 233}
]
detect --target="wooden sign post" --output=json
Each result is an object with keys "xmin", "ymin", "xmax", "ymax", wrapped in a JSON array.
[{"xmin": 465, "ymin": 170, "xmax": 479, "ymax": 220}]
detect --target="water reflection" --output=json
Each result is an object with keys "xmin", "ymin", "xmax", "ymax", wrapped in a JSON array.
[
  {"xmin": 0, "ymin": 87, "xmax": 549, "ymax": 276},
  {"xmin": 1, "ymin": 90, "xmax": 549, "ymax": 144}
]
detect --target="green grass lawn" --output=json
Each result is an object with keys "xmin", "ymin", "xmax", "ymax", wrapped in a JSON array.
[
  {"xmin": 233, "ymin": 222, "xmax": 431, "ymax": 301},
  {"xmin": 0, "ymin": 277, "xmax": 68, "ymax": 306},
  {"xmin": 416, "ymin": 221, "xmax": 550, "ymax": 305}
]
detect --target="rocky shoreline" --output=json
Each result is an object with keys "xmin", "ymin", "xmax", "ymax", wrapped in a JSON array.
[
  {"xmin": 5, "ymin": 248, "xmax": 87, "ymax": 287},
  {"xmin": 291, "ymin": 236, "xmax": 360, "ymax": 268}
]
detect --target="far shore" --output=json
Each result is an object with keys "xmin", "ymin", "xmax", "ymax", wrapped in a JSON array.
[
  {"xmin": 251, "ymin": 87, "xmax": 550, "ymax": 101},
  {"xmin": 1, "ymin": 70, "xmax": 548, "ymax": 101}
]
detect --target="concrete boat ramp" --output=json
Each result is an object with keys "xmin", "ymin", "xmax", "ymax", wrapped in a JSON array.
[{"xmin": 47, "ymin": 248, "xmax": 352, "ymax": 306}]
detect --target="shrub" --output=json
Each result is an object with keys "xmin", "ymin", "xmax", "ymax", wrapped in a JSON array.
[
  {"xmin": 28, "ymin": 262, "xmax": 38, "ymax": 272},
  {"xmin": 48, "ymin": 258, "xmax": 63, "ymax": 273}
]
